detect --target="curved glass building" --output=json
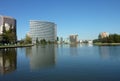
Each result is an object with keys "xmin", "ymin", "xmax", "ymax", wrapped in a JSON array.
[{"xmin": 30, "ymin": 20, "xmax": 57, "ymax": 43}]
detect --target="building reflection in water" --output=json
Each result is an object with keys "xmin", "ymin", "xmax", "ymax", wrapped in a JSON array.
[
  {"xmin": 0, "ymin": 48, "xmax": 17, "ymax": 75},
  {"xmin": 70, "ymin": 44, "xmax": 78, "ymax": 56},
  {"xmin": 70, "ymin": 44, "xmax": 78, "ymax": 47},
  {"xmin": 26, "ymin": 45, "xmax": 56, "ymax": 70},
  {"xmin": 99, "ymin": 46, "xmax": 120, "ymax": 60},
  {"xmin": 99, "ymin": 46, "xmax": 110, "ymax": 59}
]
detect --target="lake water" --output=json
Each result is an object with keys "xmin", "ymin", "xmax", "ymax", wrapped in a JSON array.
[{"xmin": 0, "ymin": 44, "xmax": 120, "ymax": 81}]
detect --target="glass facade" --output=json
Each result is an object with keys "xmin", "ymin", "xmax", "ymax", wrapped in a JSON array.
[{"xmin": 30, "ymin": 20, "xmax": 57, "ymax": 43}]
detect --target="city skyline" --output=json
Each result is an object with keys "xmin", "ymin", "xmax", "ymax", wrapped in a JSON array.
[{"xmin": 0, "ymin": 0, "xmax": 120, "ymax": 40}]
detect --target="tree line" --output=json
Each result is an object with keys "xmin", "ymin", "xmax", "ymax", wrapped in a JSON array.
[
  {"xmin": 93, "ymin": 34, "xmax": 120, "ymax": 43},
  {"xmin": 19, "ymin": 36, "xmax": 55, "ymax": 45}
]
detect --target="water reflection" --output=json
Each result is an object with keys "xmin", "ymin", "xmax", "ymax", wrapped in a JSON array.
[
  {"xmin": 0, "ymin": 49, "xmax": 17, "ymax": 75},
  {"xmin": 99, "ymin": 46, "xmax": 120, "ymax": 60},
  {"xmin": 70, "ymin": 44, "xmax": 78, "ymax": 47},
  {"xmin": 99, "ymin": 46, "xmax": 110, "ymax": 59},
  {"xmin": 26, "ymin": 45, "xmax": 56, "ymax": 70},
  {"xmin": 70, "ymin": 44, "xmax": 78, "ymax": 56}
]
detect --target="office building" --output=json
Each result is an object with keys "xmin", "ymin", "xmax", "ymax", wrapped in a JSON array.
[
  {"xmin": 99, "ymin": 32, "xmax": 109, "ymax": 39},
  {"xmin": 0, "ymin": 15, "xmax": 17, "ymax": 43},
  {"xmin": 30, "ymin": 20, "xmax": 57, "ymax": 43},
  {"xmin": 69, "ymin": 34, "xmax": 78, "ymax": 43}
]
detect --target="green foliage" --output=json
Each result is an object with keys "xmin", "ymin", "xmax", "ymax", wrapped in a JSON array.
[
  {"xmin": 40, "ymin": 39, "xmax": 47, "ymax": 44},
  {"xmin": 2, "ymin": 22, "xmax": 6, "ymax": 33},
  {"xmin": 35, "ymin": 38, "xmax": 55, "ymax": 45},
  {"xmin": 0, "ymin": 24, "xmax": 16, "ymax": 44},
  {"xmin": 57, "ymin": 37, "xmax": 59, "ymax": 41},
  {"xmin": 36, "ymin": 37, "xmax": 39, "ymax": 44},
  {"xmin": 19, "ymin": 39, "xmax": 24, "ymax": 45},
  {"xmin": 93, "ymin": 34, "xmax": 120, "ymax": 43},
  {"xmin": 24, "ymin": 35, "xmax": 32, "ymax": 44},
  {"xmin": 48, "ymin": 40, "xmax": 51, "ymax": 44}
]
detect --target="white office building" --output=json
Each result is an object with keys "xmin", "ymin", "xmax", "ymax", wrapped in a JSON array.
[{"xmin": 30, "ymin": 20, "xmax": 57, "ymax": 43}]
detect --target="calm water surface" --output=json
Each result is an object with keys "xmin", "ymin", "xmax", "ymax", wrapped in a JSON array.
[{"xmin": 0, "ymin": 44, "xmax": 120, "ymax": 81}]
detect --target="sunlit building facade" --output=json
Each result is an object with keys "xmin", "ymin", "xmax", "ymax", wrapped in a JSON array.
[
  {"xmin": 99, "ymin": 32, "xmax": 109, "ymax": 39},
  {"xmin": 30, "ymin": 20, "xmax": 57, "ymax": 43},
  {"xmin": 0, "ymin": 15, "xmax": 17, "ymax": 42},
  {"xmin": 69, "ymin": 34, "xmax": 78, "ymax": 43}
]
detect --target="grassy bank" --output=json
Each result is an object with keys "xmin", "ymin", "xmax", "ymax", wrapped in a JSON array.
[
  {"xmin": 93, "ymin": 43, "xmax": 120, "ymax": 46},
  {"xmin": 0, "ymin": 44, "xmax": 34, "ymax": 49}
]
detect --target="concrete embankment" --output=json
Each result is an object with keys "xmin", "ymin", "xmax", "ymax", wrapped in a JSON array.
[{"xmin": 0, "ymin": 44, "xmax": 34, "ymax": 49}]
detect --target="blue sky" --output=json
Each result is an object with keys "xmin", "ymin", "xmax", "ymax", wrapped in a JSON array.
[{"xmin": 0, "ymin": 0, "xmax": 120, "ymax": 40}]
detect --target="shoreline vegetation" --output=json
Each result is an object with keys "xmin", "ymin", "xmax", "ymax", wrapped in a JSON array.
[
  {"xmin": 0, "ymin": 43, "xmax": 120, "ymax": 49},
  {"xmin": 0, "ymin": 44, "xmax": 34, "ymax": 49},
  {"xmin": 93, "ymin": 33, "xmax": 120, "ymax": 46},
  {"xmin": 93, "ymin": 43, "xmax": 120, "ymax": 46}
]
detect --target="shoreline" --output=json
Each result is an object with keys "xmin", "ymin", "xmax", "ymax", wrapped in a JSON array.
[
  {"xmin": 0, "ymin": 44, "xmax": 34, "ymax": 49},
  {"xmin": 93, "ymin": 43, "xmax": 120, "ymax": 46}
]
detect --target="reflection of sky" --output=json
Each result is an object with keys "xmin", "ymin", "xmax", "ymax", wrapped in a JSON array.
[
  {"xmin": 27, "ymin": 45, "xmax": 56, "ymax": 70},
  {"xmin": 2, "ymin": 45, "xmax": 120, "ymax": 81}
]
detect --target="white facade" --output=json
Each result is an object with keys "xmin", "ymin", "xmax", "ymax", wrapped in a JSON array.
[{"xmin": 30, "ymin": 20, "xmax": 57, "ymax": 43}]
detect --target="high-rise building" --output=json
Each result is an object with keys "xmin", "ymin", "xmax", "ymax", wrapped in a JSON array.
[
  {"xmin": 30, "ymin": 20, "xmax": 57, "ymax": 43},
  {"xmin": 0, "ymin": 15, "xmax": 17, "ymax": 43},
  {"xmin": 99, "ymin": 32, "xmax": 109, "ymax": 39},
  {"xmin": 69, "ymin": 34, "xmax": 78, "ymax": 43}
]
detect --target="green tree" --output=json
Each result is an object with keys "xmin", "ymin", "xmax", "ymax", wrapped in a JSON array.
[
  {"xmin": 2, "ymin": 22, "xmax": 6, "ymax": 33},
  {"xmin": 94, "ymin": 33, "xmax": 120, "ymax": 43},
  {"xmin": 24, "ymin": 35, "xmax": 32, "ymax": 44},
  {"xmin": 19, "ymin": 39, "xmax": 24, "ymax": 45},
  {"xmin": 36, "ymin": 37, "xmax": 39, "ymax": 44},
  {"xmin": 40, "ymin": 39, "xmax": 47, "ymax": 44},
  {"xmin": 57, "ymin": 37, "xmax": 59, "ymax": 41},
  {"xmin": 1, "ymin": 23, "xmax": 17, "ymax": 44}
]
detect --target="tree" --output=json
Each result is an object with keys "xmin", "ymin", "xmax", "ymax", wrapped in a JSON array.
[
  {"xmin": 57, "ymin": 37, "xmax": 59, "ymax": 41},
  {"xmin": 40, "ymin": 39, "xmax": 47, "ymax": 44},
  {"xmin": 0, "ymin": 23, "xmax": 17, "ymax": 44},
  {"xmin": 24, "ymin": 35, "xmax": 32, "ymax": 44},
  {"xmin": 36, "ymin": 37, "xmax": 39, "ymax": 44},
  {"xmin": 93, "ymin": 33, "xmax": 120, "ymax": 43},
  {"xmin": 19, "ymin": 39, "xmax": 24, "ymax": 45},
  {"xmin": 2, "ymin": 22, "xmax": 6, "ymax": 33}
]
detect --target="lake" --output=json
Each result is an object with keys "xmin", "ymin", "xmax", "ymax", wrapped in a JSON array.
[{"xmin": 0, "ymin": 44, "xmax": 120, "ymax": 81}]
